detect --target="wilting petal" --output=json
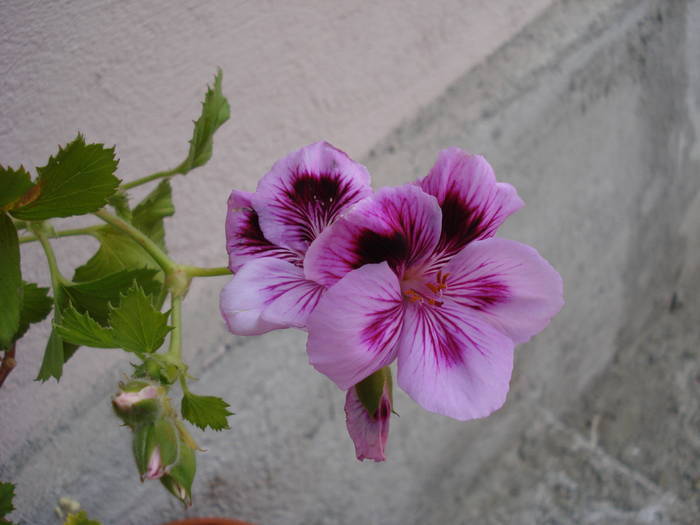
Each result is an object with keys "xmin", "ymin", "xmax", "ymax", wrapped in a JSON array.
[
  {"xmin": 225, "ymin": 190, "xmax": 301, "ymax": 271},
  {"xmin": 416, "ymin": 148, "xmax": 523, "ymax": 264},
  {"xmin": 441, "ymin": 238, "xmax": 564, "ymax": 344},
  {"xmin": 219, "ymin": 257, "xmax": 325, "ymax": 335},
  {"xmin": 396, "ymin": 301, "xmax": 514, "ymax": 421},
  {"xmin": 305, "ymin": 184, "xmax": 442, "ymax": 287},
  {"xmin": 252, "ymin": 142, "xmax": 372, "ymax": 254},
  {"xmin": 345, "ymin": 384, "xmax": 391, "ymax": 462},
  {"xmin": 307, "ymin": 262, "xmax": 404, "ymax": 389}
]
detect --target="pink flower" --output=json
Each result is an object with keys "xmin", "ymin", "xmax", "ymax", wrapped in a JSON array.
[
  {"xmin": 144, "ymin": 446, "xmax": 166, "ymax": 480},
  {"xmin": 345, "ymin": 368, "xmax": 393, "ymax": 462},
  {"xmin": 306, "ymin": 149, "xmax": 564, "ymax": 421},
  {"xmin": 220, "ymin": 142, "xmax": 372, "ymax": 335},
  {"xmin": 113, "ymin": 385, "xmax": 158, "ymax": 411}
]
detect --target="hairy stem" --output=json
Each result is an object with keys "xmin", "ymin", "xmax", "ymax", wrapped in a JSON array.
[
  {"xmin": 121, "ymin": 168, "xmax": 180, "ymax": 191},
  {"xmin": 168, "ymin": 295, "xmax": 183, "ymax": 362},
  {"xmin": 182, "ymin": 265, "xmax": 232, "ymax": 278},
  {"xmin": 94, "ymin": 209, "xmax": 176, "ymax": 273},
  {"xmin": 0, "ymin": 343, "xmax": 17, "ymax": 389},
  {"xmin": 19, "ymin": 225, "xmax": 101, "ymax": 244},
  {"xmin": 32, "ymin": 224, "xmax": 71, "ymax": 288}
]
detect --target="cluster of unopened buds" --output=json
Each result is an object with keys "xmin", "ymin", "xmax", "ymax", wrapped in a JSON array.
[
  {"xmin": 112, "ymin": 380, "xmax": 196, "ymax": 505},
  {"xmin": 220, "ymin": 142, "xmax": 564, "ymax": 461}
]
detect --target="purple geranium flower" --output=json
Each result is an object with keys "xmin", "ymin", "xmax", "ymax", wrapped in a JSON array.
[
  {"xmin": 305, "ymin": 148, "xmax": 564, "ymax": 421},
  {"xmin": 220, "ymin": 141, "xmax": 372, "ymax": 334},
  {"xmin": 345, "ymin": 380, "xmax": 392, "ymax": 462}
]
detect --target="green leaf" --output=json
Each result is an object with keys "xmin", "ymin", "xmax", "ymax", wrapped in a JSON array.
[
  {"xmin": 65, "ymin": 269, "xmax": 160, "ymax": 324},
  {"xmin": 0, "ymin": 482, "xmax": 15, "ymax": 518},
  {"xmin": 64, "ymin": 510, "xmax": 101, "ymax": 525},
  {"xmin": 107, "ymin": 191, "xmax": 131, "ymax": 221},
  {"xmin": 175, "ymin": 69, "xmax": 230, "ymax": 174},
  {"xmin": 36, "ymin": 329, "xmax": 65, "ymax": 382},
  {"xmin": 132, "ymin": 180, "xmax": 174, "ymax": 249},
  {"xmin": 54, "ymin": 305, "xmax": 121, "ymax": 349},
  {"xmin": 0, "ymin": 213, "xmax": 21, "ymax": 349},
  {"xmin": 109, "ymin": 284, "xmax": 171, "ymax": 353},
  {"xmin": 73, "ymin": 228, "xmax": 161, "ymax": 283},
  {"xmin": 11, "ymin": 134, "xmax": 120, "ymax": 220},
  {"xmin": 181, "ymin": 391, "xmax": 233, "ymax": 431},
  {"xmin": 12, "ymin": 282, "xmax": 53, "ymax": 342},
  {"xmin": 0, "ymin": 165, "xmax": 33, "ymax": 209}
]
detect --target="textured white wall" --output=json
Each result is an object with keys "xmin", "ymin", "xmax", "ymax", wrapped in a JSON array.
[{"xmin": 0, "ymin": 0, "xmax": 553, "ymax": 522}]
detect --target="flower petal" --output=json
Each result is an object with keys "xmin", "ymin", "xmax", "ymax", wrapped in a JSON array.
[
  {"xmin": 441, "ymin": 238, "xmax": 564, "ymax": 344},
  {"xmin": 396, "ymin": 301, "xmax": 514, "ymax": 421},
  {"xmin": 225, "ymin": 190, "xmax": 301, "ymax": 271},
  {"xmin": 345, "ymin": 385, "xmax": 391, "ymax": 462},
  {"xmin": 219, "ymin": 258, "xmax": 324, "ymax": 335},
  {"xmin": 305, "ymin": 184, "xmax": 442, "ymax": 287},
  {"xmin": 252, "ymin": 142, "xmax": 372, "ymax": 254},
  {"xmin": 416, "ymin": 148, "xmax": 523, "ymax": 263},
  {"xmin": 307, "ymin": 262, "xmax": 404, "ymax": 389}
]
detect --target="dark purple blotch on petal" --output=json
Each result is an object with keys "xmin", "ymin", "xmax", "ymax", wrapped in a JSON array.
[
  {"xmin": 353, "ymin": 229, "xmax": 410, "ymax": 272},
  {"xmin": 231, "ymin": 208, "xmax": 301, "ymax": 266},
  {"xmin": 437, "ymin": 187, "xmax": 495, "ymax": 257},
  {"xmin": 278, "ymin": 171, "xmax": 366, "ymax": 245}
]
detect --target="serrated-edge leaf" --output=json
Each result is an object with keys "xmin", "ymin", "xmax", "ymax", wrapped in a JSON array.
[
  {"xmin": 0, "ymin": 165, "xmax": 33, "ymax": 209},
  {"xmin": 13, "ymin": 282, "xmax": 53, "ymax": 342},
  {"xmin": 54, "ymin": 305, "xmax": 121, "ymax": 349},
  {"xmin": 176, "ymin": 69, "xmax": 230, "ymax": 174},
  {"xmin": 73, "ymin": 227, "xmax": 162, "ymax": 283},
  {"xmin": 0, "ymin": 482, "xmax": 15, "ymax": 518},
  {"xmin": 0, "ymin": 213, "xmax": 21, "ymax": 349},
  {"xmin": 109, "ymin": 284, "xmax": 171, "ymax": 353},
  {"xmin": 36, "ymin": 328, "xmax": 64, "ymax": 382},
  {"xmin": 132, "ymin": 179, "xmax": 174, "ymax": 249},
  {"xmin": 11, "ymin": 134, "xmax": 120, "ymax": 220},
  {"xmin": 181, "ymin": 391, "xmax": 233, "ymax": 431}
]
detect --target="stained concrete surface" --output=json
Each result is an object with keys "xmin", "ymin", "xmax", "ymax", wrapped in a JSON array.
[{"xmin": 2, "ymin": 0, "xmax": 700, "ymax": 524}]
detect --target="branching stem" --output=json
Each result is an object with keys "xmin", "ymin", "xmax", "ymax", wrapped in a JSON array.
[
  {"xmin": 182, "ymin": 265, "xmax": 231, "ymax": 278},
  {"xmin": 121, "ymin": 168, "xmax": 180, "ymax": 191},
  {"xmin": 0, "ymin": 343, "xmax": 17, "ymax": 389},
  {"xmin": 19, "ymin": 225, "xmax": 101, "ymax": 244}
]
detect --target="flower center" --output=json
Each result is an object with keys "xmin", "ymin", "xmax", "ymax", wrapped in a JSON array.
[{"xmin": 402, "ymin": 271, "xmax": 449, "ymax": 307}]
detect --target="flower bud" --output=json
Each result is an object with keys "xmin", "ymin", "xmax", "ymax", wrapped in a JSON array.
[
  {"xmin": 113, "ymin": 380, "xmax": 163, "ymax": 427},
  {"xmin": 160, "ymin": 442, "xmax": 196, "ymax": 507},
  {"xmin": 345, "ymin": 366, "xmax": 393, "ymax": 462},
  {"xmin": 133, "ymin": 417, "xmax": 180, "ymax": 481}
]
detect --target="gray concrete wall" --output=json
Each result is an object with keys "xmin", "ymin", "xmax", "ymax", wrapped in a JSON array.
[{"xmin": 2, "ymin": 0, "xmax": 700, "ymax": 524}]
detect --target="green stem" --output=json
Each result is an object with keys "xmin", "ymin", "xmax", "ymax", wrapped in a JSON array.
[
  {"xmin": 121, "ymin": 168, "xmax": 180, "ymax": 191},
  {"xmin": 32, "ymin": 224, "xmax": 71, "ymax": 288},
  {"xmin": 182, "ymin": 265, "xmax": 232, "ymax": 278},
  {"xmin": 168, "ymin": 294, "xmax": 183, "ymax": 362},
  {"xmin": 94, "ymin": 209, "xmax": 176, "ymax": 273},
  {"xmin": 19, "ymin": 225, "xmax": 101, "ymax": 244}
]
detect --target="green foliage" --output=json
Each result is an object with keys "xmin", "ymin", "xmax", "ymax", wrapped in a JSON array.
[
  {"xmin": 132, "ymin": 180, "xmax": 174, "ymax": 249},
  {"xmin": 181, "ymin": 391, "xmax": 233, "ymax": 431},
  {"xmin": 175, "ymin": 69, "xmax": 230, "ymax": 175},
  {"xmin": 55, "ymin": 306, "xmax": 121, "ymax": 349},
  {"xmin": 73, "ymin": 182, "xmax": 173, "ymax": 283},
  {"xmin": 63, "ymin": 510, "xmax": 101, "ymax": 525},
  {"xmin": 0, "ymin": 482, "xmax": 15, "ymax": 519},
  {"xmin": 0, "ymin": 165, "xmax": 33, "ymax": 209},
  {"xmin": 13, "ymin": 282, "xmax": 53, "ymax": 343},
  {"xmin": 0, "ymin": 213, "xmax": 21, "ymax": 349},
  {"xmin": 108, "ymin": 284, "xmax": 171, "ymax": 353},
  {"xmin": 10, "ymin": 135, "xmax": 120, "ymax": 220},
  {"xmin": 36, "ymin": 329, "xmax": 65, "ymax": 382},
  {"xmin": 56, "ymin": 284, "xmax": 171, "ymax": 354},
  {"xmin": 160, "ymin": 443, "xmax": 196, "ymax": 507}
]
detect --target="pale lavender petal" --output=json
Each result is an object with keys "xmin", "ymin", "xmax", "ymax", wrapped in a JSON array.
[
  {"xmin": 225, "ymin": 190, "xmax": 301, "ymax": 271},
  {"xmin": 396, "ymin": 301, "xmax": 514, "ymax": 421},
  {"xmin": 441, "ymin": 238, "xmax": 564, "ymax": 344},
  {"xmin": 252, "ymin": 142, "xmax": 372, "ymax": 254},
  {"xmin": 219, "ymin": 258, "xmax": 325, "ymax": 335},
  {"xmin": 416, "ymin": 148, "xmax": 523, "ymax": 263},
  {"xmin": 144, "ymin": 447, "xmax": 166, "ymax": 480},
  {"xmin": 305, "ymin": 184, "xmax": 442, "ymax": 287},
  {"xmin": 345, "ymin": 385, "xmax": 391, "ymax": 462},
  {"xmin": 307, "ymin": 262, "xmax": 404, "ymax": 389}
]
